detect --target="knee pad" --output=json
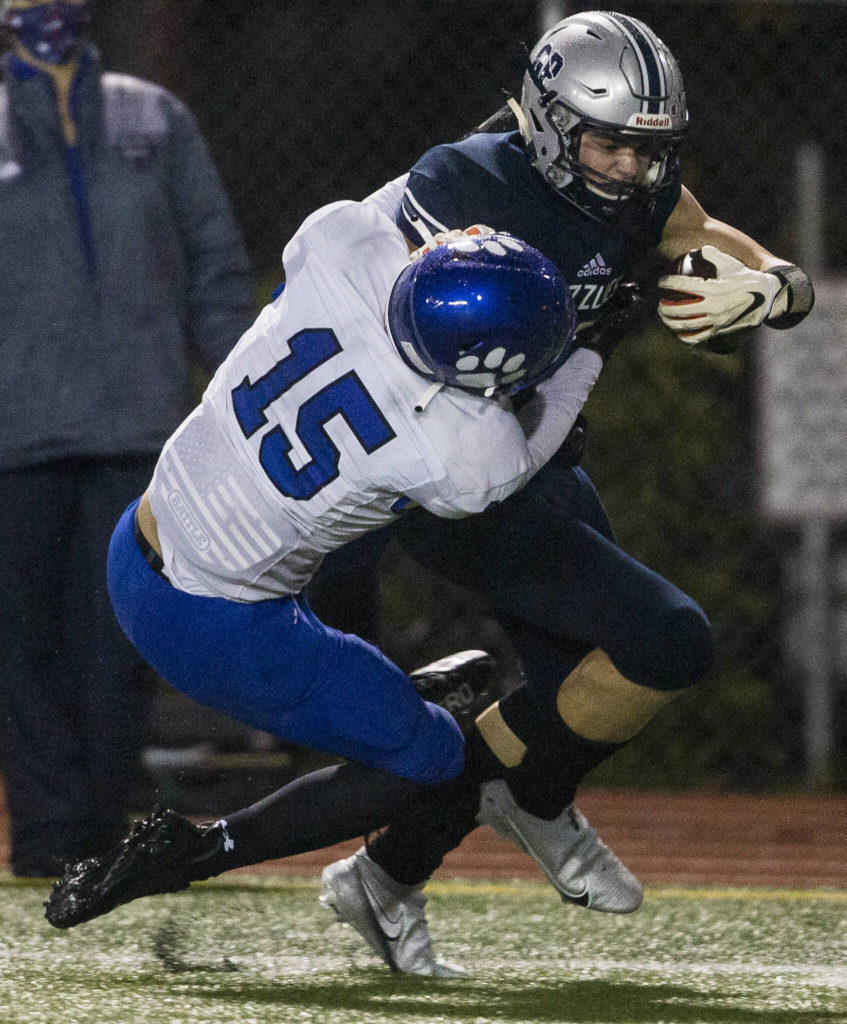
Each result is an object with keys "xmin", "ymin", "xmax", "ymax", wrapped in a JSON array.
[{"xmin": 641, "ymin": 601, "xmax": 716, "ymax": 691}]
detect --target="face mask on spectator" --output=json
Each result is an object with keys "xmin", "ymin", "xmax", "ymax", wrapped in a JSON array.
[{"xmin": 4, "ymin": 1, "xmax": 92, "ymax": 65}]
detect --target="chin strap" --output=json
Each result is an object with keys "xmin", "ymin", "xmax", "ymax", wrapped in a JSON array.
[
  {"xmin": 507, "ymin": 96, "xmax": 533, "ymax": 148},
  {"xmin": 413, "ymin": 382, "xmax": 443, "ymax": 413},
  {"xmin": 765, "ymin": 264, "xmax": 816, "ymax": 329}
]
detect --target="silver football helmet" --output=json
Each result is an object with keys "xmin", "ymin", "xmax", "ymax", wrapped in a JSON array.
[{"xmin": 517, "ymin": 11, "xmax": 688, "ymax": 221}]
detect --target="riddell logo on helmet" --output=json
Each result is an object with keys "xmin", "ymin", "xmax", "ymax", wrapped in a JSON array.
[{"xmin": 627, "ymin": 113, "xmax": 673, "ymax": 129}]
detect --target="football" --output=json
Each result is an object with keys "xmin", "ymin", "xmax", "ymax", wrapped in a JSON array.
[
  {"xmin": 666, "ymin": 248, "xmax": 718, "ymax": 280},
  {"xmin": 658, "ymin": 248, "xmax": 718, "ymax": 306},
  {"xmin": 658, "ymin": 247, "xmax": 742, "ymax": 353}
]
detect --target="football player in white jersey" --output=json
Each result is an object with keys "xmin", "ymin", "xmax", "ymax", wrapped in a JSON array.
[
  {"xmin": 143, "ymin": 207, "xmax": 585, "ymax": 605},
  {"xmin": 45, "ymin": 202, "xmax": 604, "ymax": 946}
]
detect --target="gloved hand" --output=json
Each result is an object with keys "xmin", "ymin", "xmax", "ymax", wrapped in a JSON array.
[
  {"xmin": 658, "ymin": 245, "xmax": 784, "ymax": 346},
  {"xmin": 409, "ymin": 224, "xmax": 494, "ymax": 261},
  {"xmin": 580, "ymin": 282, "xmax": 646, "ymax": 362}
]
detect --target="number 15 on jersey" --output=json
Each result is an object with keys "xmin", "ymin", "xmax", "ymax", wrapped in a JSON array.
[{"xmin": 231, "ymin": 328, "xmax": 396, "ymax": 500}]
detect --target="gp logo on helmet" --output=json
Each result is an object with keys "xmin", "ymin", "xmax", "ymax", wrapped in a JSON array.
[{"xmin": 532, "ymin": 44, "xmax": 563, "ymax": 84}]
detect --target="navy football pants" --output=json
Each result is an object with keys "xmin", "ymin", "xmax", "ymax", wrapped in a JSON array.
[{"xmin": 314, "ymin": 461, "xmax": 715, "ymax": 715}]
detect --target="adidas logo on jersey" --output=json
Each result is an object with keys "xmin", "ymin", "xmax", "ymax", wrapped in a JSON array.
[{"xmin": 577, "ymin": 253, "xmax": 613, "ymax": 278}]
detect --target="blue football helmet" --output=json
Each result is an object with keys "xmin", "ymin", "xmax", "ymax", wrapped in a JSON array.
[{"xmin": 387, "ymin": 233, "xmax": 576, "ymax": 397}]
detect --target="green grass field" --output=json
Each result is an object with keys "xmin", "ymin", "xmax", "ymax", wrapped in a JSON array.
[{"xmin": 2, "ymin": 874, "xmax": 845, "ymax": 1024}]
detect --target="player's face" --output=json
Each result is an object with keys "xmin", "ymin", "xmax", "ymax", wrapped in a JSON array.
[{"xmin": 578, "ymin": 131, "xmax": 654, "ymax": 191}]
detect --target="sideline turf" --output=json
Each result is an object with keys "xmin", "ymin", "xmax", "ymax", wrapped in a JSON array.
[{"xmin": 2, "ymin": 875, "xmax": 845, "ymax": 1024}]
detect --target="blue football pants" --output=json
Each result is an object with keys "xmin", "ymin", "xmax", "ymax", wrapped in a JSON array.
[{"xmin": 107, "ymin": 500, "xmax": 463, "ymax": 785}]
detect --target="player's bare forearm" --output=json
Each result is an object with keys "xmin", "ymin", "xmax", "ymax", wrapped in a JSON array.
[{"xmin": 657, "ymin": 186, "xmax": 785, "ymax": 271}]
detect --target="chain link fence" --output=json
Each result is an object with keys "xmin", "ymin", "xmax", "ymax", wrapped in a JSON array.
[{"xmin": 86, "ymin": 0, "xmax": 846, "ymax": 798}]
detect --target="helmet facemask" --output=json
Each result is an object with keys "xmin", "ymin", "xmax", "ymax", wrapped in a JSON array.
[{"xmin": 545, "ymin": 108, "xmax": 684, "ymax": 219}]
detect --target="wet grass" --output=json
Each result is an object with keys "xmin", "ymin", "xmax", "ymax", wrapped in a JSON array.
[{"xmin": 1, "ymin": 875, "xmax": 845, "ymax": 1024}]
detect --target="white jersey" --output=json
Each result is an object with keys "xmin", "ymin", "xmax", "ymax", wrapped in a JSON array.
[{"xmin": 148, "ymin": 200, "xmax": 600, "ymax": 601}]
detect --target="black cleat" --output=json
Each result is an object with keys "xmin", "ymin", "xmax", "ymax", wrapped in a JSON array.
[
  {"xmin": 44, "ymin": 808, "xmax": 220, "ymax": 929},
  {"xmin": 409, "ymin": 649, "xmax": 498, "ymax": 733}
]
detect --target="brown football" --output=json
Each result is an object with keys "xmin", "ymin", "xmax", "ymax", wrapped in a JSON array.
[
  {"xmin": 667, "ymin": 248, "xmax": 717, "ymax": 279},
  {"xmin": 659, "ymin": 248, "xmax": 717, "ymax": 302}
]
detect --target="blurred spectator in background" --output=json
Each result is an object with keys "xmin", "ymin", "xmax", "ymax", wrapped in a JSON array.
[{"xmin": 0, "ymin": 0, "xmax": 253, "ymax": 876}]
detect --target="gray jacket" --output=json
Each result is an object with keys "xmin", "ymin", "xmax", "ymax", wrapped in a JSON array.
[{"xmin": 0, "ymin": 48, "xmax": 254, "ymax": 471}]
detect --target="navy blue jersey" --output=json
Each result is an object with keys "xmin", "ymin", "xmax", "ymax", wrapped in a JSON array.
[{"xmin": 397, "ymin": 131, "xmax": 680, "ymax": 339}]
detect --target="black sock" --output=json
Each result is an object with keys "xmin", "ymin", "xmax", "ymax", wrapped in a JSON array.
[
  {"xmin": 366, "ymin": 725, "xmax": 502, "ymax": 886},
  {"xmin": 481, "ymin": 685, "xmax": 624, "ymax": 819},
  {"xmin": 496, "ymin": 685, "xmax": 541, "ymax": 742},
  {"xmin": 506, "ymin": 718, "xmax": 623, "ymax": 819},
  {"xmin": 186, "ymin": 762, "xmax": 426, "ymax": 882}
]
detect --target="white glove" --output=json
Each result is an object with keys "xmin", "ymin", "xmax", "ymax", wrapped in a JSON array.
[
  {"xmin": 409, "ymin": 224, "xmax": 495, "ymax": 262},
  {"xmin": 658, "ymin": 245, "xmax": 784, "ymax": 346}
]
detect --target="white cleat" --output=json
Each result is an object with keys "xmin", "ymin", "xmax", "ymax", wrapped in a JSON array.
[
  {"xmin": 320, "ymin": 846, "xmax": 467, "ymax": 977},
  {"xmin": 476, "ymin": 779, "xmax": 643, "ymax": 914}
]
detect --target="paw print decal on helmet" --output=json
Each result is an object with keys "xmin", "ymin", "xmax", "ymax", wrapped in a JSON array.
[{"xmin": 453, "ymin": 346, "xmax": 528, "ymax": 391}]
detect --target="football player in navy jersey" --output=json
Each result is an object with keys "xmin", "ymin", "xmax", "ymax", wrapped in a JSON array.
[{"xmin": 309, "ymin": 11, "xmax": 814, "ymax": 974}]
